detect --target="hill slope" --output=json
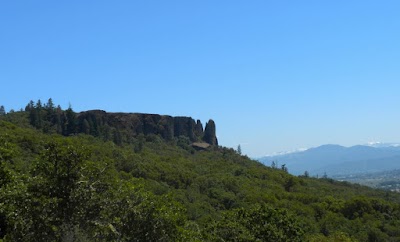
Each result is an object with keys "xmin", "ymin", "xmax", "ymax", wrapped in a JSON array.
[{"xmin": 1, "ymin": 103, "xmax": 400, "ymax": 241}]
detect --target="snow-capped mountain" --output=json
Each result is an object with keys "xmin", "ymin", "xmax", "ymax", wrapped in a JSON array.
[
  {"xmin": 262, "ymin": 148, "xmax": 309, "ymax": 157},
  {"xmin": 258, "ymin": 143, "xmax": 400, "ymax": 176},
  {"xmin": 365, "ymin": 142, "xmax": 400, "ymax": 148}
]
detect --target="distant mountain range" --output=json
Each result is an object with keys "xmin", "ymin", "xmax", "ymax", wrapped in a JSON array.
[
  {"xmin": 365, "ymin": 142, "xmax": 400, "ymax": 148},
  {"xmin": 258, "ymin": 143, "xmax": 400, "ymax": 176}
]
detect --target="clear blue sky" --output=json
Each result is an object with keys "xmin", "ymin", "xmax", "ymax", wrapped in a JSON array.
[{"xmin": 1, "ymin": 1, "xmax": 400, "ymax": 157}]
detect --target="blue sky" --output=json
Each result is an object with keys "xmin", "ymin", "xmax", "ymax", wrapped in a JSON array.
[{"xmin": 1, "ymin": 1, "xmax": 400, "ymax": 157}]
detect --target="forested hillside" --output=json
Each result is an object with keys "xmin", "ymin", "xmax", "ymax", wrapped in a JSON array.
[{"xmin": 1, "ymin": 100, "xmax": 400, "ymax": 241}]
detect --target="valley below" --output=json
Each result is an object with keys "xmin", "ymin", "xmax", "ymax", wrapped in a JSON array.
[{"xmin": 333, "ymin": 169, "xmax": 400, "ymax": 192}]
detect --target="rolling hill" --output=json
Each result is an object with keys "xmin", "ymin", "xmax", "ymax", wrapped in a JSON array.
[{"xmin": 1, "ymin": 100, "xmax": 400, "ymax": 241}]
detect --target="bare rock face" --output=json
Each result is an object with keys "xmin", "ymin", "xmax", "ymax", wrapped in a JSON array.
[
  {"xmin": 203, "ymin": 119, "xmax": 218, "ymax": 146},
  {"xmin": 77, "ymin": 110, "xmax": 217, "ymax": 145},
  {"xmin": 195, "ymin": 120, "xmax": 203, "ymax": 137},
  {"xmin": 173, "ymin": 117, "xmax": 197, "ymax": 141}
]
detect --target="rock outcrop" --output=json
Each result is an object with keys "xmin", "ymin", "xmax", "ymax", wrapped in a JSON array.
[
  {"xmin": 203, "ymin": 119, "xmax": 218, "ymax": 146},
  {"xmin": 195, "ymin": 120, "xmax": 203, "ymax": 137},
  {"xmin": 76, "ymin": 110, "xmax": 217, "ymax": 145}
]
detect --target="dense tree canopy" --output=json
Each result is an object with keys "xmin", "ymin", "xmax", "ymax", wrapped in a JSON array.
[{"xmin": 1, "ymin": 100, "xmax": 400, "ymax": 241}]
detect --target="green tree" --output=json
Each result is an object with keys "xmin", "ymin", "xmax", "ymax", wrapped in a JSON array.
[
  {"xmin": 0, "ymin": 139, "xmax": 191, "ymax": 241},
  {"xmin": 35, "ymin": 99, "xmax": 42, "ymax": 109},
  {"xmin": 0, "ymin": 140, "xmax": 122, "ymax": 241},
  {"xmin": 284, "ymin": 177, "xmax": 298, "ymax": 192},
  {"xmin": 45, "ymin": 98, "xmax": 54, "ymax": 110},
  {"xmin": 113, "ymin": 128, "xmax": 122, "ymax": 145},
  {"xmin": 28, "ymin": 107, "xmax": 40, "ymax": 128},
  {"xmin": 281, "ymin": 164, "xmax": 288, "ymax": 173},
  {"xmin": 65, "ymin": 105, "xmax": 76, "ymax": 135},
  {"xmin": 25, "ymin": 100, "xmax": 35, "ymax": 111},
  {"xmin": 0, "ymin": 135, "xmax": 13, "ymax": 238},
  {"xmin": 0, "ymin": 105, "xmax": 5, "ymax": 116},
  {"xmin": 206, "ymin": 204, "xmax": 304, "ymax": 241},
  {"xmin": 44, "ymin": 98, "xmax": 56, "ymax": 126},
  {"xmin": 54, "ymin": 105, "xmax": 64, "ymax": 134},
  {"xmin": 0, "ymin": 134, "xmax": 14, "ymax": 187}
]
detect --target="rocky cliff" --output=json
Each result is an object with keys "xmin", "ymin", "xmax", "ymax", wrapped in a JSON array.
[
  {"xmin": 77, "ymin": 110, "xmax": 217, "ymax": 145},
  {"xmin": 203, "ymin": 120, "xmax": 218, "ymax": 145}
]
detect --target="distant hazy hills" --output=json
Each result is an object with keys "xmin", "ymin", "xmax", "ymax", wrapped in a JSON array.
[{"xmin": 258, "ymin": 143, "xmax": 400, "ymax": 176}]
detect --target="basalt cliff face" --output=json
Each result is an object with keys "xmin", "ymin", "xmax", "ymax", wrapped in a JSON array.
[{"xmin": 77, "ymin": 110, "xmax": 218, "ymax": 145}]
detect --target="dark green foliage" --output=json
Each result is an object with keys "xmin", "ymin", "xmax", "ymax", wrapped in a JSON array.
[
  {"xmin": 65, "ymin": 106, "xmax": 76, "ymax": 135},
  {"xmin": 0, "ymin": 106, "xmax": 5, "ymax": 116},
  {"xmin": 1, "ymin": 102, "xmax": 400, "ymax": 241},
  {"xmin": 0, "ymin": 136, "xmax": 189, "ymax": 241},
  {"xmin": 23, "ymin": 99, "xmax": 67, "ymax": 134},
  {"xmin": 284, "ymin": 177, "xmax": 298, "ymax": 192},
  {"xmin": 45, "ymin": 98, "xmax": 54, "ymax": 110},
  {"xmin": 206, "ymin": 204, "xmax": 304, "ymax": 241},
  {"xmin": 112, "ymin": 128, "xmax": 122, "ymax": 145},
  {"xmin": 18, "ymin": 100, "xmax": 217, "ymax": 148}
]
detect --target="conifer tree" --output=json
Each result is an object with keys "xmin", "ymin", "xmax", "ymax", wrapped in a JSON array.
[
  {"xmin": 25, "ymin": 100, "xmax": 35, "ymax": 111},
  {"xmin": 36, "ymin": 99, "xmax": 42, "ymax": 109},
  {"xmin": 0, "ymin": 106, "xmax": 5, "ymax": 116},
  {"xmin": 45, "ymin": 98, "xmax": 54, "ymax": 110},
  {"xmin": 65, "ymin": 105, "xmax": 76, "ymax": 135}
]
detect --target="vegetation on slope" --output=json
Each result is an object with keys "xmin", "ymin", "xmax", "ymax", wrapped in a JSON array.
[{"xmin": 1, "ymin": 101, "xmax": 400, "ymax": 241}]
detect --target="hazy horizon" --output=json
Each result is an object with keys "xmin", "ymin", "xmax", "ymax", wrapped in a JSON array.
[{"xmin": 2, "ymin": 1, "xmax": 400, "ymax": 157}]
